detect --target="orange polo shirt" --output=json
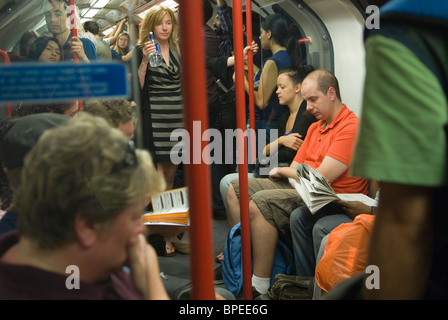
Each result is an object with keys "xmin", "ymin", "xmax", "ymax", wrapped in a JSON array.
[{"xmin": 294, "ymin": 104, "xmax": 368, "ymax": 194}]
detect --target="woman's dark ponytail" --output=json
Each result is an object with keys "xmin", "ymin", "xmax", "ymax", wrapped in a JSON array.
[{"xmin": 286, "ymin": 24, "xmax": 305, "ymax": 68}]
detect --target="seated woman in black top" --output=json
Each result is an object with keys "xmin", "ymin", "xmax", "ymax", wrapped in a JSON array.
[{"xmin": 254, "ymin": 65, "xmax": 317, "ymax": 177}]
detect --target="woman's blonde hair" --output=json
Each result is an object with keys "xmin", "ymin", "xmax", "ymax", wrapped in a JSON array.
[
  {"xmin": 138, "ymin": 5, "xmax": 179, "ymax": 50},
  {"xmin": 17, "ymin": 113, "xmax": 165, "ymax": 249}
]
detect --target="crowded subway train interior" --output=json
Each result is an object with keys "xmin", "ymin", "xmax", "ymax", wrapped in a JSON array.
[
  {"xmin": 0, "ymin": 0, "xmax": 396, "ymax": 301},
  {"xmin": 0, "ymin": 0, "xmax": 388, "ymax": 117}
]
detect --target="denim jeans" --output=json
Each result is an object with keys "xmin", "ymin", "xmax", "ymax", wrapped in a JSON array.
[{"xmin": 289, "ymin": 203, "xmax": 350, "ymax": 277}]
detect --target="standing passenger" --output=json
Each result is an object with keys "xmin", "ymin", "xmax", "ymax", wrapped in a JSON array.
[
  {"xmin": 135, "ymin": 5, "xmax": 182, "ymax": 190},
  {"xmin": 336, "ymin": 0, "xmax": 448, "ymax": 299},
  {"xmin": 213, "ymin": 0, "xmax": 234, "ymax": 58},
  {"xmin": 245, "ymin": 14, "xmax": 302, "ymax": 146},
  {"xmin": 134, "ymin": 6, "xmax": 182, "ymax": 257},
  {"xmin": 112, "ymin": 32, "xmax": 131, "ymax": 61},
  {"xmin": 27, "ymin": 36, "xmax": 61, "ymax": 62},
  {"xmin": 7, "ymin": 31, "xmax": 38, "ymax": 62},
  {"xmin": 44, "ymin": 0, "xmax": 97, "ymax": 62},
  {"xmin": 203, "ymin": 0, "xmax": 227, "ymax": 220},
  {"xmin": 83, "ymin": 20, "xmax": 112, "ymax": 60},
  {"xmin": 20, "ymin": 31, "xmax": 38, "ymax": 58}
]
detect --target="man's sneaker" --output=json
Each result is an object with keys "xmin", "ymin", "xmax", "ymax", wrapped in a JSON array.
[{"xmin": 252, "ymin": 287, "xmax": 262, "ymax": 300}]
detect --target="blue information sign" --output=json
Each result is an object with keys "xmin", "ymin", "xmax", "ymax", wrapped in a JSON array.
[{"xmin": 0, "ymin": 62, "xmax": 128, "ymax": 103}]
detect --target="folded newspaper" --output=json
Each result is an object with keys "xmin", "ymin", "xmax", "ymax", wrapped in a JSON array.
[
  {"xmin": 141, "ymin": 187, "xmax": 189, "ymax": 226},
  {"xmin": 289, "ymin": 163, "xmax": 377, "ymax": 214}
]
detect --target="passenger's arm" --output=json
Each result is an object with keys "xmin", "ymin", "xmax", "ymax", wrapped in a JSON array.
[
  {"xmin": 122, "ymin": 49, "xmax": 133, "ymax": 62},
  {"xmin": 69, "ymin": 37, "xmax": 89, "ymax": 62},
  {"xmin": 364, "ymin": 182, "xmax": 434, "ymax": 299},
  {"xmin": 246, "ymin": 60, "xmax": 278, "ymax": 109},
  {"xmin": 127, "ymin": 233, "xmax": 170, "ymax": 300},
  {"xmin": 138, "ymin": 61, "xmax": 148, "ymax": 89},
  {"xmin": 227, "ymin": 41, "xmax": 258, "ymax": 67},
  {"xmin": 271, "ymin": 155, "xmax": 347, "ymax": 184},
  {"xmin": 138, "ymin": 43, "xmax": 153, "ymax": 89},
  {"xmin": 107, "ymin": 19, "xmax": 126, "ymax": 46},
  {"xmin": 268, "ymin": 166, "xmax": 298, "ymax": 181},
  {"xmin": 263, "ymin": 133, "xmax": 303, "ymax": 156},
  {"xmin": 289, "ymin": 160, "xmax": 299, "ymax": 169},
  {"xmin": 334, "ymin": 200, "xmax": 372, "ymax": 219},
  {"xmin": 315, "ymin": 156, "xmax": 349, "ymax": 184}
]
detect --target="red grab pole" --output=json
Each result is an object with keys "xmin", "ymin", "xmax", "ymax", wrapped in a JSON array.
[
  {"xmin": 179, "ymin": 0, "xmax": 215, "ymax": 300},
  {"xmin": 0, "ymin": 49, "xmax": 13, "ymax": 116},
  {"xmin": 233, "ymin": 0, "xmax": 252, "ymax": 300},
  {"xmin": 67, "ymin": 0, "xmax": 83, "ymax": 111},
  {"xmin": 245, "ymin": 1, "xmax": 256, "ymax": 164},
  {"xmin": 68, "ymin": 0, "xmax": 79, "ymax": 62}
]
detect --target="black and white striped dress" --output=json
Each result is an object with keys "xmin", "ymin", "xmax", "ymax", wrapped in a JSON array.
[{"xmin": 146, "ymin": 48, "xmax": 183, "ymax": 162}]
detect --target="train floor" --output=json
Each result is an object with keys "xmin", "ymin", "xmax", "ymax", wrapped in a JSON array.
[{"xmin": 157, "ymin": 217, "xmax": 231, "ymax": 294}]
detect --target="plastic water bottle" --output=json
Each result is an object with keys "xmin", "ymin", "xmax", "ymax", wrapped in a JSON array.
[{"xmin": 149, "ymin": 32, "xmax": 162, "ymax": 67}]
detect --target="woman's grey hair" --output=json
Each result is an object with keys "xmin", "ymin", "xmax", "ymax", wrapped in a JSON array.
[{"xmin": 17, "ymin": 113, "xmax": 164, "ymax": 249}]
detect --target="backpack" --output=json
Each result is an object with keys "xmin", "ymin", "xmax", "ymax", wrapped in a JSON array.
[
  {"xmin": 258, "ymin": 274, "xmax": 314, "ymax": 300},
  {"xmin": 222, "ymin": 223, "xmax": 293, "ymax": 295}
]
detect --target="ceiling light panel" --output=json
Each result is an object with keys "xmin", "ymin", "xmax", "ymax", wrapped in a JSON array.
[
  {"xmin": 83, "ymin": 8, "xmax": 100, "ymax": 18},
  {"xmin": 93, "ymin": 0, "xmax": 111, "ymax": 8}
]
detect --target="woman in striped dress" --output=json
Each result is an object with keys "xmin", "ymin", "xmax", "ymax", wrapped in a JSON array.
[{"xmin": 136, "ymin": 5, "xmax": 182, "ymax": 191}]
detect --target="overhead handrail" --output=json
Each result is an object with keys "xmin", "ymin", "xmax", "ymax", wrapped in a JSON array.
[
  {"xmin": 233, "ymin": 0, "xmax": 252, "ymax": 300},
  {"xmin": 179, "ymin": 0, "xmax": 215, "ymax": 300}
]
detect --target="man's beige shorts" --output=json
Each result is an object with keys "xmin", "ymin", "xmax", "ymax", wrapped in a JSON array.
[{"xmin": 230, "ymin": 178, "xmax": 304, "ymax": 229}]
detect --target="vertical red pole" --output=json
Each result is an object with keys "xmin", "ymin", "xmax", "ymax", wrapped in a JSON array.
[
  {"xmin": 179, "ymin": 0, "xmax": 215, "ymax": 300},
  {"xmin": 233, "ymin": 0, "xmax": 252, "ymax": 300},
  {"xmin": 68, "ymin": 0, "xmax": 79, "ymax": 62},
  {"xmin": 0, "ymin": 49, "xmax": 12, "ymax": 116},
  {"xmin": 68, "ymin": 0, "xmax": 83, "ymax": 111},
  {"xmin": 245, "ymin": 1, "xmax": 256, "ymax": 164}
]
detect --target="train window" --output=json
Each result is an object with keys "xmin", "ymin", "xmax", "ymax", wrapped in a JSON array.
[{"xmin": 256, "ymin": 0, "xmax": 333, "ymax": 71}]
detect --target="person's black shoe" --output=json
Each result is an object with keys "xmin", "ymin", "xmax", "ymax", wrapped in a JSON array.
[
  {"xmin": 237, "ymin": 286, "xmax": 262, "ymax": 300},
  {"xmin": 147, "ymin": 233, "xmax": 166, "ymax": 256},
  {"xmin": 252, "ymin": 287, "xmax": 262, "ymax": 300}
]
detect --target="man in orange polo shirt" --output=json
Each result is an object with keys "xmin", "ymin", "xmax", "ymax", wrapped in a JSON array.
[{"xmin": 225, "ymin": 70, "xmax": 368, "ymax": 297}]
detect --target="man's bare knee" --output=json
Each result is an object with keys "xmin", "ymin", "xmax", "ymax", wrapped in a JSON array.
[
  {"xmin": 226, "ymin": 183, "xmax": 239, "ymax": 206},
  {"xmin": 226, "ymin": 183, "xmax": 240, "ymax": 227},
  {"xmin": 249, "ymin": 200, "xmax": 263, "ymax": 221}
]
